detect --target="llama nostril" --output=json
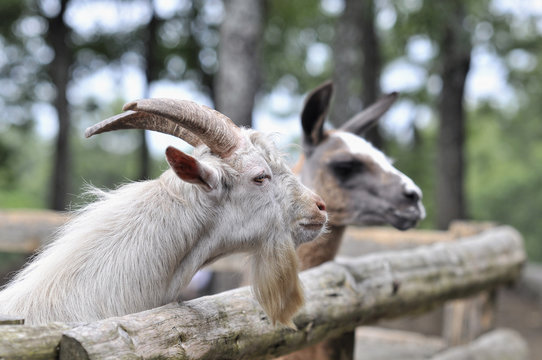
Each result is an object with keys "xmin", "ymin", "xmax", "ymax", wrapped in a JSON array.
[
  {"xmin": 404, "ymin": 190, "xmax": 419, "ymax": 202},
  {"xmin": 316, "ymin": 200, "xmax": 326, "ymax": 212}
]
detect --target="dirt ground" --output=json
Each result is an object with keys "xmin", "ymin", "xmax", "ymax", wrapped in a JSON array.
[{"xmin": 496, "ymin": 286, "xmax": 542, "ymax": 357}]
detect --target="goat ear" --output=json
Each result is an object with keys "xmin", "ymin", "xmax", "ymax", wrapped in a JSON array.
[
  {"xmin": 165, "ymin": 146, "xmax": 218, "ymax": 191},
  {"xmin": 301, "ymin": 81, "xmax": 333, "ymax": 146},
  {"xmin": 339, "ymin": 92, "xmax": 398, "ymax": 136}
]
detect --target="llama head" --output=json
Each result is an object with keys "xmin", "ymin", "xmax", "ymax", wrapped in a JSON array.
[{"xmin": 298, "ymin": 82, "xmax": 425, "ymax": 230}]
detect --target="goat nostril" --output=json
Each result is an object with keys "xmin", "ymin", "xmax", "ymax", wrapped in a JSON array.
[{"xmin": 316, "ymin": 200, "xmax": 326, "ymax": 212}]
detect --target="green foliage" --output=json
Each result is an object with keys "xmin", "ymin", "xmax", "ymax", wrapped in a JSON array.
[
  {"xmin": 263, "ymin": 0, "xmax": 335, "ymax": 92},
  {"xmin": 0, "ymin": 0, "xmax": 25, "ymax": 35},
  {"xmin": 68, "ymin": 131, "xmax": 167, "ymax": 208},
  {"xmin": 466, "ymin": 105, "xmax": 542, "ymax": 261},
  {"xmin": 1, "ymin": 0, "xmax": 542, "ymax": 262},
  {"xmin": 0, "ymin": 252, "xmax": 26, "ymax": 283},
  {"xmin": 0, "ymin": 128, "xmax": 50, "ymax": 208},
  {"xmin": 0, "ymin": 128, "xmax": 166, "ymax": 209}
]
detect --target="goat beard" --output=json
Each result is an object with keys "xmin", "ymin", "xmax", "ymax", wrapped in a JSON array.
[{"xmin": 250, "ymin": 236, "xmax": 304, "ymax": 327}]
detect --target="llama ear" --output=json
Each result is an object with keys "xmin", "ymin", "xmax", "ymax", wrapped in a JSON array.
[
  {"xmin": 301, "ymin": 81, "xmax": 333, "ymax": 147},
  {"xmin": 165, "ymin": 146, "xmax": 219, "ymax": 191},
  {"xmin": 339, "ymin": 92, "xmax": 398, "ymax": 136}
]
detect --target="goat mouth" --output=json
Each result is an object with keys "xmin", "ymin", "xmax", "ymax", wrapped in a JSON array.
[
  {"xmin": 294, "ymin": 221, "xmax": 327, "ymax": 247},
  {"xmin": 300, "ymin": 223, "xmax": 326, "ymax": 231}
]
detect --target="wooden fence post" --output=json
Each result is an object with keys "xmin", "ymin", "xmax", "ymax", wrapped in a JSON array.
[{"xmin": 442, "ymin": 221, "xmax": 499, "ymax": 345}]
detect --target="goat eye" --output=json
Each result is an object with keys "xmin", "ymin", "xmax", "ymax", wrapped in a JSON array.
[{"xmin": 253, "ymin": 173, "xmax": 270, "ymax": 184}]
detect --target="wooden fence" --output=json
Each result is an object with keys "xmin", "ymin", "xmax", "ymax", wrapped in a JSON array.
[{"xmin": 0, "ymin": 211, "xmax": 527, "ymax": 359}]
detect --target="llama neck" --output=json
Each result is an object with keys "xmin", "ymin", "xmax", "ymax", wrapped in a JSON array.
[{"xmin": 296, "ymin": 225, "xmax": 346, "ymax": 271}]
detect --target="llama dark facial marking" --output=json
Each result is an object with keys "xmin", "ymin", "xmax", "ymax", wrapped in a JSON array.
[{"xmin": 331, "ymin": 131, "xmax": 425, "ymax": 230}]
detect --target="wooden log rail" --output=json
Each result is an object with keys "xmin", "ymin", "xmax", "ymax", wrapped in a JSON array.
[{"xmin": 0, "ymin": 226, "xmax": 525, "ymax": 359}]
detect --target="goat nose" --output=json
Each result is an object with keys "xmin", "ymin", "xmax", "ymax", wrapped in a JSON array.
[
  {"xmin": 317, "ymin": 200, "xmax": 326, "ymax": 212},
  {"xmin": 315, "ymin": 195, "xmax": 326, "ymax": 212}
]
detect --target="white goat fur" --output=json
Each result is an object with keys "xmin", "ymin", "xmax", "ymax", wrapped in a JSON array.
[{"xmin": 0, "ymin": 130, "xmax": 325, "ymax": 325}]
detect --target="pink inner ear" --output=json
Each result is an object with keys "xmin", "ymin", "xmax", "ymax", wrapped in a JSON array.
[{"xmin": 165, "ymin": 146, "xmax": 203, "ymax": 184}]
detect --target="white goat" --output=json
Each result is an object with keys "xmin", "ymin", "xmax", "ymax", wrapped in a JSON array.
[{"xmin": 0, "ymin": 99, "xmax": 327, "ymax": 326}]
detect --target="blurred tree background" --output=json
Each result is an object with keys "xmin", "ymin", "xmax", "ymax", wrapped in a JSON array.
[{"xmin": 1, "ymin": 0, "xmax": 541, "ymax": 261}]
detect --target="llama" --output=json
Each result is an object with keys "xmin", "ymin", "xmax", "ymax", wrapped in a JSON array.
[
  {"xmin": 0, "ymin": 98, "xmax": 327, "ymax": 326},
  {"xmin": 281, "ymin": 82, "xmax": 425, "ymax": 359}
]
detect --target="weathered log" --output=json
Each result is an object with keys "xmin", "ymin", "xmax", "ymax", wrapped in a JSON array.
[
  {"xmin": 0, "ymin": 323, "xmax": 71, "ymax": 359},
  {"xmin": 353, "ymin": 327, "xmax": 528, "ymax": 360},
  {"xmin": 354, "ymin": 326, "xmax": 446, "ymax": 359},
  {"xmin": 328, "ymin": 221, "xmax": 497, "ymax": 360},
  {"xmin": 55, "ymin": 226, "xmax": 524, "ymax": 359},
  {"xmin": 442, "ymin": 222, "xmax": 499, "ymax": 345},
  {"xmin": 0, "ymin": 314, "xmax": 24, "ymax": 325},
  {"xmin": 0, "ymin": 210, "xmax": 67, "ymax": 252},
  {"xmin": 442, "ymin": 290, "xmax": 497, "ymax": 345},
  {"xmin": 431, "ymin": 328, "xmax": 529, "ymax": 360}
]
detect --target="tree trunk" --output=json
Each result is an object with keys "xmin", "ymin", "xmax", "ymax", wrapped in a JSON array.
[
  {"xmin": 436, "ymin": 2, "xmax": 471, "ymax": 230},
  {"xmin": 359, "ymin": 0, "xmax": 383, "ymax": 148},
  {"xmin": 138, "ymin": 0, "xmax": 158, "ymax": 180},
  {"xmin": 331, "ymin": 0, "xmax": 382, "ymax": 150},
  {"xmin": 330, "ymin": 0, "xmax": 363, "ymax": 128},
  {"xmin": 214, "ymin": 0, "xmax": 264, "ymax": 127},
  {"xmin": 47, "ymin": 0, "xmax": 71, "ymax": 211}
]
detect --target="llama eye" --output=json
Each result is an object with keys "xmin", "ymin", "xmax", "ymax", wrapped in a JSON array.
[
  {"xmin": 253, "ymin": 173, "xmax": 270, "ymax": 184},
  {"xmin": 331, "ymin": 161, "xmax": 365, "ymax": 181}
]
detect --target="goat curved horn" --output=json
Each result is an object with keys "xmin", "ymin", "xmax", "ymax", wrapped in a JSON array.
[
  {"xmin": 84, "ymin": 110, "xmax": 203, "ymax": 148},
  {"xmin": 85, "ymin": 99, "xmax": 242, "ymax": 158},
  {"xmin": 339, "ymin": 92, "xmax": 398, "ymax": 135}
]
